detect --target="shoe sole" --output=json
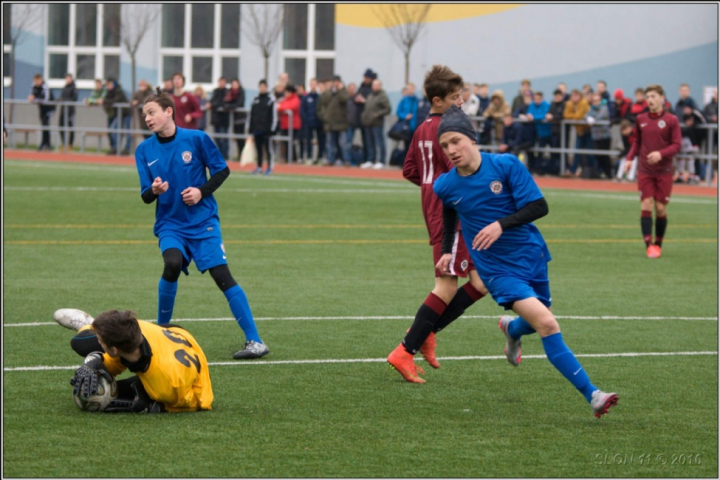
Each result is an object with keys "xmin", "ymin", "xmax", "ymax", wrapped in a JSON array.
[
  {"xmin": 233, "ymin": 349, "xmax": 270, "ymax": 360},
  {"xmin": 594, "ymin": 393, "xmax": 619, "ymax": 418}
]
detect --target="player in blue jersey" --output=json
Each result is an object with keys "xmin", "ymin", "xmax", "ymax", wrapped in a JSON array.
[
  {"xmin": 135, "ymin": 88, "xmax": 269, "ymax": 359},
  {"xmin": 433, "ymin": 105, "xmax": 618, "ymax": 418}
]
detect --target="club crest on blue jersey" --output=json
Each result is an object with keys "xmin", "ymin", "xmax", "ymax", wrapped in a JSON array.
[
  {"xmin": 182, "ymin": 151, "xmax": 192, "ymax": 163},
  {"xmin": 490, "ymin": 180, "xmax": 503, "ymax": 194}
]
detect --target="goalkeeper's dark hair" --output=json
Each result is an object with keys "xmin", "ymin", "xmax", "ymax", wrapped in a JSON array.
[
  {"xmin": 92, "ymin": 310, "xmax": 143, "ymax": 353},
  {"xmin": 143, "ymin": 87, "xmax": 176, "ymax": 120},
  {"xmin": 424, "ymin": 65, "xmax": 464, "ymax": 104}
]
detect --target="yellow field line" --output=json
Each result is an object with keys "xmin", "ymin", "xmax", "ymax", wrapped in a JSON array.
[
  {"xmin": 4, "ymin": 223, "xmax": 717, "ymax": 230},
  {"xmin": 4, "ymin": 239, "xmax": 716, "ymax": 246}
]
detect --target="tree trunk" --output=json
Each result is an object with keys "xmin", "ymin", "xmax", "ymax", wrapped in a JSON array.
[
  {"xmin": 404, "ymin": 51, "xmax": 410, "ymax": 86},
  {"xmin": 264, "ymin": 54, "xmax": 269, "ymax": 82},
  {"xmin": 130, "ymin": 54, "xmax": 137, "ymax": 149}
]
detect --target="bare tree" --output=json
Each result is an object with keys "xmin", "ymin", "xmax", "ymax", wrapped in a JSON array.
[
  {"xmin": 6, "ymin": 3, "xmax": 42, "ymax": 122},
  {"xmin": 120, "ymin": 4, "xmax": 160, "ymax": 101},
  {"xmin": 373, "ymin": 4, "xmax": 432, "ymax": 85},
  {"xmin": 242, "ymin": 4, "xmax": 284, "ymax": 81}
]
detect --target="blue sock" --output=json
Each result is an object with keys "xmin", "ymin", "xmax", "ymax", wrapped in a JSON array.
[
  {"xmin": 157, "ymin": 278, "xmax": 178, "ymax": 325},
  {"xmin": 224, "ymin": 285, "xmax": 261, "ymax": 343},
  {"xmin": 541, "ymin": 332, "xmax": 597, "ymax": 403},
  {"xmin": 507, "ymin": 316, "xmax": 536, "ymax": 339}
]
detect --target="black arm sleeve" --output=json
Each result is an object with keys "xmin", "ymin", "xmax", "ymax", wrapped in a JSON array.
[
  {"xmin": 441, "ymin": 204, "xmax": 459, "ymax": 255},
  {"xmin": 198, "ymin": 167, "xmax": 230, "ymax": 198},
  {"xmin": 141, "ymin": 189, "xmax": 158, "ymax": 204},
  {"xmin": 497, "ymin": 197, "xmax": 548, "ymax": 231}
]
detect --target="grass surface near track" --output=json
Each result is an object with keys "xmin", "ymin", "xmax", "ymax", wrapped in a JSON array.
[{"xmin": 3, "ymin": 159, "xmax": 718, "ymax": 477}]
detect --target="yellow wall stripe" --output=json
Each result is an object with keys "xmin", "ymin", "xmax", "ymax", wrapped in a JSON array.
[{"xmin": 336, "ymin": 4, "xmax": 522, "ymax": 28}]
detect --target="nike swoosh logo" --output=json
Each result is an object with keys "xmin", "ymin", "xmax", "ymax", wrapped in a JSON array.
[
  {"xmin": 452, "ymin": 197, "xmax": 463, "ymax": 205},
  {"xmin": 147, "ymin": 159, "xmax": 159, "ymax": 166},
  {"xmin": 161, "ymin": 309, "xmax": 172, "ymax": 313},
  {"xmin": 222, "ymin": 256, "xmax": 227, "ymax": 259},
  {"xmin": 573, "ymin": 367, "xmax": 582, "ymax": 375},
  {"xmin": 640, "ymin": 124, "xmax": 647, "ymax": 127}
]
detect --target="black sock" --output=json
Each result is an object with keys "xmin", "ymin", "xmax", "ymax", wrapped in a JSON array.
[
  {"xmin": 402, "ymin": 293, "xmax": 447, "ymax": 354},
  {"xmin": 641, "ymin": 213, "xmax": 653, "ymax": 247},
  {"xmin": 655, "ymin": 216, "xmax": 667, "ymax": 246},
  {"xmin": 433, "ymin": 283, "xmax": 485, "ymax": 333}
]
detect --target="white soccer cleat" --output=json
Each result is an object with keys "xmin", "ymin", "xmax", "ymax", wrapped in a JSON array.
[
  {"xmin": 498, "ymin": 315, "xmax": 522, "ymax": 367},
  {"xmin": 53, "ymin": 308, "xmax": 94, "ymax": 331}
]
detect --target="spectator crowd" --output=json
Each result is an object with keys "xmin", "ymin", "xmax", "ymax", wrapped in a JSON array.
[{"xmin": 20, "ymin": 70, "xmax": 719, "ymax": 184}]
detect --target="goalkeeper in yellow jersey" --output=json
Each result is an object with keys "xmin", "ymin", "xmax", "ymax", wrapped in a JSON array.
[{"xmin": 55, "ymin": 308, "xmax": 213, "ymax": 413}]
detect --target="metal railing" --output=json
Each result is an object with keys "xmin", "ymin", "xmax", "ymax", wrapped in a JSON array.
[
  {"xmin": 3, "ymin": 99, "xmax": 296, "ymax": 163},
  {"xmin": 469, "ymin": 114, "xmax": 718, "ymax": 185}
]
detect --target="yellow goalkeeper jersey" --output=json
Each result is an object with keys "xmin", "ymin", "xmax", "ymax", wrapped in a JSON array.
[{"xmin": 101, "ymin": 320, "xmax": 213, "ymax": 412}]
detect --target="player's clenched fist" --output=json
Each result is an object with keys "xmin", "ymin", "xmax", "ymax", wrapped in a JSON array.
[
  {"xmin": 181, "ymin": 187, "xmax": 202, "ymax": 206},
  {"xmin": 435, "ymin": 253, "xmax": 453, "ymax": 274},
  {"xmin": 152, "ymin": 177, "xmax": 169, "ymax": 195}
]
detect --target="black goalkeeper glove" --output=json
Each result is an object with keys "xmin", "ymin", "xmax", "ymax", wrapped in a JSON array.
[
  {"xmin": 70, "ymin": 352, "xmax": 106, "ymax": 397},
  {"xmin": 105, "ymin": 381, "xmax": 165, "ymax": 414}
]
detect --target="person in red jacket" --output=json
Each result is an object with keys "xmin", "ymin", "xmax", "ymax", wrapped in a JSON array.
[
  {"xmin": 276, "ymin": 84, "xmax": 302, "ymax": 163},
  {"xmin": 170, "ymin": 73, "xmax": 203, "ymax": 129},
  {"xmin": 625, "ymin": 85, "xmax": 682, "ymax": 259}
]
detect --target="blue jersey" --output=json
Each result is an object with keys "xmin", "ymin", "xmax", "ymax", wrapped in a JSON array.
[
  {"xmin": 433, "ymin": 152, "xmax": 551, "ymax": 279},
  {"xmin": 135, "ymin": 128, "xmax": 228, "ymax": 238}
]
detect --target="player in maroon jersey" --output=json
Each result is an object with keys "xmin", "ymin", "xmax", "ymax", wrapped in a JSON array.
[
  {"xmin": 387, "ymin": 66, "xmax": 488, "ymax": 383},
  {"xmin": 170, "ymin": 72, "xmax": 203, "ymax": 129},
  {"xmin": 625, "ymin": 84, "xmax": 682, "ymax": 259}
]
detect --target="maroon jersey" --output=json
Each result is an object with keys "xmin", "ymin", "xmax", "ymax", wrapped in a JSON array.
[
  {"xmin": 626, "ymin": 111, "xmax": 681, "ymax": 176},
  {"xmin": 403, "ymin": 113, "xmax": 458, "ymax": 245},
  {"xmin": 172, "ymin": 92, "xmax": 203, "ymax": 129}
]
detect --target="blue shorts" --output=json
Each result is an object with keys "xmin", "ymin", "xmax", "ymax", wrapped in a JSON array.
[
  {"xmin": 159, "ymin": 230, "xmax": 227, "ymax": 274},
  {"xmin": 483, "ymin": 262, "xmax": 551, "ymax": 310}
]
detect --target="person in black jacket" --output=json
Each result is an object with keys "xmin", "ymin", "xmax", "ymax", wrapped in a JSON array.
[
  {"xmin": 300, "ymin": 78, "xmax": 324, "ymax": 163},
  {"xmin": 28, "ymin": 74, "xmax": 55, "ymax": 151},
  {"xmin": 545, "ymin": 89, "xmax": 566, "ymax": 175},
  {"xmin": 209, "ymin": 77, "xmax": 230, "ymax": 159},
  {"xmin": 101, "ymin": 79, "xmax": 132, "ymax": 155},
  {"xmin": 58, "ymin": 73, "xmax": 78, "ymax": 152},
  {"xmin": 248, "ymin": 79, "xmax": 277, "ymax": 174}
]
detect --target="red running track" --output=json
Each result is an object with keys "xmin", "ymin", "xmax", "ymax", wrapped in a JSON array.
[{"xmin": 3, "ymin": 149, "xmax": 717, "ymax": 198}]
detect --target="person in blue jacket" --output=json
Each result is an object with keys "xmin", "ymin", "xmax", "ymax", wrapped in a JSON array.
[{"xmin": 526, "ymin": 91, "xmax": 551, "ymax": 174}]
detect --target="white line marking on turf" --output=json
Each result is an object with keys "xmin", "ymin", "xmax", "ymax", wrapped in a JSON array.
[
  {"xmin": 3, "ymin": 351, "xmax": 717, "ymax": 372},
  {"xmin": 5, "ymin": 314, "xmax": 717, "ymax": 328},
  {"xmin": 545, "ymin": 191, "xmax": 717, "ymax": 205},
  {"xmin": 4, "ymin": 186, "xmax": 415, "ymax": 194}
]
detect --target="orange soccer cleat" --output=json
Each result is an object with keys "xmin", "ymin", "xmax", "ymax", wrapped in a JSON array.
[
  {"xmin": 419, "ymin": 332, "xmax": 441, "ymax": 369},
  {"xmin": 387, "ymin": 344, "xmax": 426, "ymax": 383},
  {"xmin": 646, "ymin": 244, "xmax": 662, "ymax": 259}
]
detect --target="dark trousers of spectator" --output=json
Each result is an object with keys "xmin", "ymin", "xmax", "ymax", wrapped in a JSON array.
[
  {"xmin": 511, "ymin": 142, "xmax": 535, "ymax": 162},
  {"xmin": 361, "ymin": 128, "xmax": 372, "ymax": 162},
  {"xmin": 530, "ymin": 136, "xmax": 552, "ymax": 175},
  {"xmin": 233, "ymin": 123, "xmax": 246, "ymax": 160},
  {"xmin": 254, "ymin": 133, "xmax": 272, "ymax": 170},
  {"xmin": 365, "ymin": 126, "xmax": 386, "ymax": 164},
  {"xmin": 278, "ymin": 129, "xmax": 301, "ymax": 163},
  {"xmin": 326, "ymin": 130, "xmax": 347, "ymax": 164},
  {"xmin": 302, "ymin": 124, "xmax": 325, "ymax": 161},
  {"xmin": 39, "ymin": 111, "xmax": 53, "ymax": 149},
  {"xmin": 594, "ymin": 137, "xmax": 612, "ymax": 178},
  {"xmin": 546, "ymin": 133, "xmax": 561, "ymax": 175},
  {"xmin": 58, "ymin": 111, "xmax": 75, "ymax": 148},
  {"xmin": 214, "ymin": 125, "xmax": 229, "ymax": 159},
  {"xmin": 570, "ymin": 132, "xmax": 595, "ymax": 176}
]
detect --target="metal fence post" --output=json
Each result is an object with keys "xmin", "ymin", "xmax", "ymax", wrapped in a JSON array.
[
  {"xmin": 287, "ymin": 109, "xmax": 294, "ymax": 164},
  {"xmin": 560, "ymin": 119, "xmax": 566, "ymax": 176}
]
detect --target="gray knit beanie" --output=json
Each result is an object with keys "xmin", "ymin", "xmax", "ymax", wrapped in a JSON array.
[{"xmin": 437, "ymin": 105, "xmax": 476, "ymax": 141}]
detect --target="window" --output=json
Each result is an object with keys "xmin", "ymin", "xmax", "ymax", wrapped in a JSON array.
[
  {"xmin": 45, "ymin": 4, "xmax": 122, "ymax": 88},
  {"xmin": 159, "ymin": 4, "xmax": 241, "ymax": 89},
  {"xmin": 281, "ymin": 4, "xmax": 336, "ymax": 87},
  {"xmin": 283, "ymin": 5, "xmax": 308, "ymax": 50},
  {"xmin": 4, "ymin": 52, "xmax": 10, "ymax": 79}
]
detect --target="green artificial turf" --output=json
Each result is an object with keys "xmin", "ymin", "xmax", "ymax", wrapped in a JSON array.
[{"xmin": 3, "ymin": 159, "xmax": 718, "ymax": 477}]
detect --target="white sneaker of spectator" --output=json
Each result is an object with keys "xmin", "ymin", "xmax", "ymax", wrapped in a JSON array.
[
  {"xmin": 372, "ymin": 162, "xmax": 384, "ymax": 170},
  {"xmin": 360, "ymin": 161, "xmax": 374, "ymax": 169}
]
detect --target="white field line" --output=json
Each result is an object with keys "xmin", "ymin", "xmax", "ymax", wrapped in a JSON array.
[
  {"xmin": 544, "ymin": 190, "xmax": 717, "ymax": 205},
  {"xmin": 4, "ymin": 351, "xmax": 717, "ymax": 372},
  {"xmin": 4, "ymin": 314, "xmax": 718, "ymax": 328}
]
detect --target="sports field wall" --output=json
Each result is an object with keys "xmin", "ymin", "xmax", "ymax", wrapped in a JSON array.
[{"xmin": 335, "ymin": 3, "xmax": 718, "ymax": 105}]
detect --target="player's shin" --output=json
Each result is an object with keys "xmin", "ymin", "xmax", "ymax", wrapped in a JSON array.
[
  {"xmin": 432, "ymin": 282, "xmax": 485, "ymax": 333},
  {"xmin": 224, "ymin": 285, "xmax": 261, "ymax": 343},
  {"xmin": 157, "ymin": 278, "xmax": 178, "ymax": 324},
  {"xmin": 541, "ymin": 332, "xmax": 597, "ymax": 402},
  {"xmin": 403, "ymin": 293, "xmax": 447, "ymax": 354}
]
